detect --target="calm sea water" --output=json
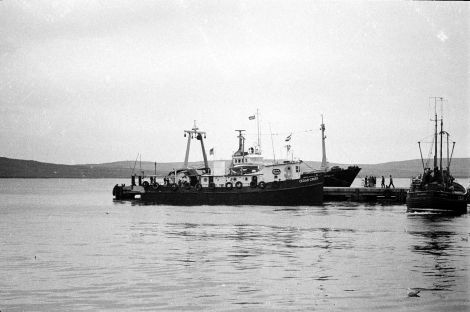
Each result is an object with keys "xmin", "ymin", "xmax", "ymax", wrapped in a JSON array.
[{"xmin": 0, "ymin": 178, "xmax": 469, "ymax": 311}]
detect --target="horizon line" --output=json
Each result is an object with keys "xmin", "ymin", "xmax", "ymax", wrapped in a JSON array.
[{"xmin": 2, "ymin": 155, "xmax": 470, "ymax": 167}]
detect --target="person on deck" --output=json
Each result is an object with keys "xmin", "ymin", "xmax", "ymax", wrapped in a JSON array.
[
  {"xmin": 389, "ymin": 175, "xmax": 395, "ymax": 188},
  {"xmin": 381, "ymin": 176, "xmax": 386, "ymax": 188}
]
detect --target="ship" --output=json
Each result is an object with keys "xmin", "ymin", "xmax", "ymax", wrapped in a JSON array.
[
  {"xmin": 113, "ymin": 122, "xmax": 324, "ymax": 206},
  {"xmin": 406, "ymin": 98, "xmax": 467, "ymax": 214},
  {"xmin": 302, "ymin": 116, "xmax": 360, "ymax": 187}
]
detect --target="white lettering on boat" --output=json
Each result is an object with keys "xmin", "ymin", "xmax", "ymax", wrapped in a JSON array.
[{"xmin": 299, "ymin": 176, "xmax": 319, "ymax": 183}]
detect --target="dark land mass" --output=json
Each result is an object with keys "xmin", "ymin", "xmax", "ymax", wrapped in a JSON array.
[{"xmin": 0, "ymin": 156, "xmax": 469, "ymax": 179}]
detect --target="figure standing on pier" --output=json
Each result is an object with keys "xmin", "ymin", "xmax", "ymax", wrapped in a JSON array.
[
  {"xmin": 381, "ymin": 176, "xmax": 385, "ymax": 188},
  {"xmin": 389, "ymin": 175, "xmax": 395, "ymax": 188}
]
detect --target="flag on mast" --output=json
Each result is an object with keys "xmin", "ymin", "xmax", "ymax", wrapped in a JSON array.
[
  {"xmin": 248, "ymin": 115, "xmax": 255, "ymax": 120},
  {"xmin": 285, "ymin": 133, "xmax": 292, "ymax": 142},
  {"xmin": 209, "ymin": 148, "xmax": 214, "ymax": 155}
]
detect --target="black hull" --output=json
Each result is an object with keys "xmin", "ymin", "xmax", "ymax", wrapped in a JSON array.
[
  {"xmin": 140, "ymin": 177, "xmax": 323, "ymax": 206},
  {"xmin": 406, "ymin": 191, "xmax": 468, "ymax": 214},
  {"xmin": 305, "ymin": 166, "xmax": 360, "ymax": 187}
]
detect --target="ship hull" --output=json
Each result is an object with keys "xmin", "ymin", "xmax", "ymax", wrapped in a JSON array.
[
  {"xmin": 324, "ymin": 166, "xmax": 361, "ymax": 187},
  {"xmin": 140, "ymin": 176, "xmax": 323, "ymax": 206},
  {"xmin": 406, "ymin": 191, "xmax": 467, "ymax": 214}
]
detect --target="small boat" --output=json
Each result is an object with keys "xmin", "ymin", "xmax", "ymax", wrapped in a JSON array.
[
  {"xmin": 114, "ymin": 123, "xmax": 324, "ymax": 206},
  {"xmin": 406, "ymin": 98, "xmax": 467, "ymax": 214},
  {"xmin": 303, "ymin": 116, "xmax": 360, "ymax": 187}
]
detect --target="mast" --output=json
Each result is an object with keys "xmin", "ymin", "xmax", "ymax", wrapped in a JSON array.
[
  {"xmin": 320, "ymin": 115, "xmax": 328, "ymax": 170},
  {"xmin": 183, "ymin": 121, "xmax": 208, "ymax": 171},
  {"xmin": 256, "ymin": 108, "xmax": 261, "ymax": 154},
  {"xmin": 449, "ymin": 141, "xmax": 456, "ymax": 171},
  {"xmin": 446, "ymin": 132, "xmax": 450, "ymax": 172},
  {"xmin": 432, "ymin": 97, "xmax": 438, "ymax": 173},
  {"xmin": 440, "ymin": 113, "xmax": 443, "ymax": 178},
  {"xmin": 184, "ymin": 131, "xmax": 192, "ymax": 167},
  {"xmin": 418, "ymin": 141, "xmax": 425, "ymax": 171},
  {"xmin": 199, "ymin": 133, "xmax": 209, "ymax": 170},
  {"xmin": 269, "ymin": 124, "xmax": 276, "ymax": 164}
]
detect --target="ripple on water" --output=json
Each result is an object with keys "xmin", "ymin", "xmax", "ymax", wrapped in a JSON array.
[{"xmin": 0, "ymin": 179, "xmax": 469, "ymax": 311}]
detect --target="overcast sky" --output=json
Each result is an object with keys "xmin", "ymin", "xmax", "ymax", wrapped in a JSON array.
[{"xmin": 0, "ymin": 1, "xmax": 468, "ymax": 165}]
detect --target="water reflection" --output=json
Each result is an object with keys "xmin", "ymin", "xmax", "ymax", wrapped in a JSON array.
[{"xmin": 406, "ymin": 214, "xmax": 466, "ymax": 291}]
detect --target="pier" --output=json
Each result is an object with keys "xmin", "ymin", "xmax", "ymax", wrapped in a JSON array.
[{"xmin": 324, "ymin": 187, "xmax": 409, "ymax": 203}]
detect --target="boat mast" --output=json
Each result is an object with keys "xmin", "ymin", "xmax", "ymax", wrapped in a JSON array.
[
  {"xmin": 445, "ymin": 132, "xmax": 450, "ymax": 173},
  {"xmin": 320, "ymin": 115, "xmax": 328, "ymax": 171},
  {"xmin": 449, "ymin": 141, "xmax": 456, "ymax": 172},
  {"xmin": 440, "ymin": 112, "xmax": 443, "ymax": 179},
  {"xmin": 184, "ymin": 129, "xmax": 192, "ymax": 167},
  {"xmin": 418, "ymin": 141, "xmax": 425, "ymax": 171},
  {"xmin": 431, "ymin": 97, "xmax": 439, "ymax": 174},
  {"xmin": 183, "ymin": 121, "xmax": 209, "ymax": 171},
  {"xmin": 269, "ymin": 123, "xmax": 276, "ymax": 164},
  {"xmin": 256, "ymin": 108, "xmax": 261, "ymax": 154}
]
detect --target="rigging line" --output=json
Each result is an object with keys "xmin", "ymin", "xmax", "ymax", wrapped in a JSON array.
[
  {"xmin": 246, "ymin": 129, "xmax": 315, "ymax": 136},
  {"xmin": 424, "ymin": 136, "xmax": 434, "ymax": 168},
  {"xmin": 303, "ymin": 161, "xmax": 316, "ymax": 170}
]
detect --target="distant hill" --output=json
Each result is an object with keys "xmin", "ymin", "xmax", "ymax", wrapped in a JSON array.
[
  {"xmin": 0, "ymin": 157, "xmax": 194, "ymax": 178},
  {"xmin": 352, "ymin": 158, "xmax": 470, "ymax": 178},
  {"xmin": 0, "ymin": 156, "xmax": 469, "ymax": 178}
]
